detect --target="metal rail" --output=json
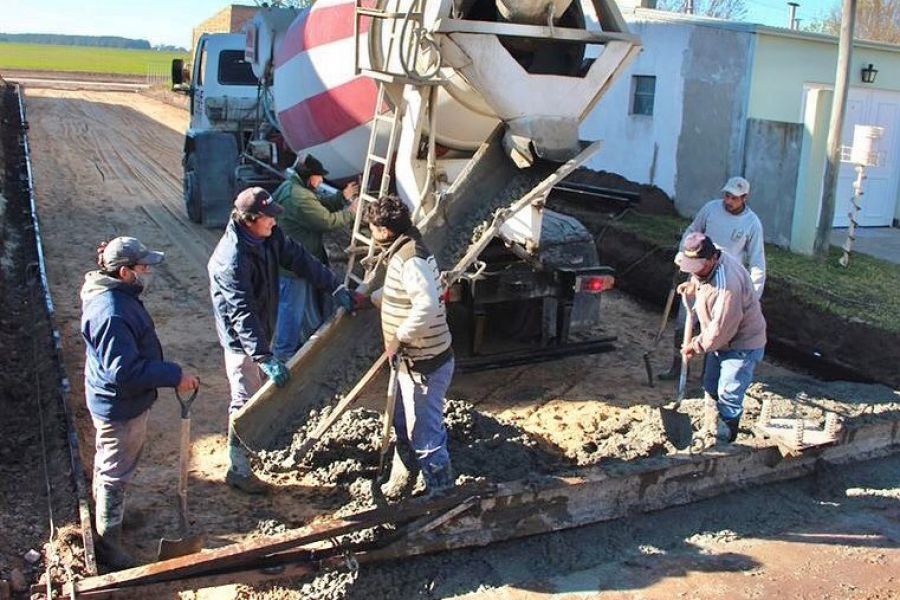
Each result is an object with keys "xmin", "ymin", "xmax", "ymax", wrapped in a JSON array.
[{"xmin": 12, "ymin": 82, "xmax": 98, "ymax": 576}]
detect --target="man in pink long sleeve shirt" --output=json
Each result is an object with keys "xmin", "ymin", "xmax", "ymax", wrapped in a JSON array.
[{"xmin": 675, "ymin": 232, "xmax": 767, "ymax": 442}]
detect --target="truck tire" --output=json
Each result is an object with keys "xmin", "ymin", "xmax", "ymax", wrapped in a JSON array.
[{"xmin": 183, "ymin": 154, "xmax": 203, "ymax": 223}]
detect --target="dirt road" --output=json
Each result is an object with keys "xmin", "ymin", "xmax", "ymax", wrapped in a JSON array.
[
  {"xmin": 22, "ymin": 88, "xmax": 900, "ymax": 599},
  {"xmin": 24, "ymin": 88, "xmax": 327, "ymax": 563}
]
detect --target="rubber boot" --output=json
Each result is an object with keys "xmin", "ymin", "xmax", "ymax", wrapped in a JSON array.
[
  {"xmin": 225, "ymin": 422, "xmax": 270, "ymax": 495},
  {"xmin": 95, "ymin": 487, "xmax": 137, "ymax": 571},
  {"xmin": 657, "ymin": 328, "xmax": 684, "ymax": 381},
  {"xmin": 717, "ymin": 416, "xmax": 740, "ymax": 443},
  {"xmin": 422, "ymin": 461, "xmax": 455, "ymax": 498},
  {"xmin": 380, "ymin": 440, "xmax": 420, "ymax": 500}
]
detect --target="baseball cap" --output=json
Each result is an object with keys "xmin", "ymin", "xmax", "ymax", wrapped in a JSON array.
[
  {"xmin": 102, "ymin": 236, "xmax": 165, "ymax": 269},
  {"xmin": 721, "ymin": 176, "xmax": 750, "ymax": 197},
  {"xmin": 233, "ymin": 187, "xmax": 283, "ymax": 217},
  {"xmin": 675, "ymin": 232, "xmax": 717, "ymax": 274},
  {"xmin": 296, "ymin": 154, "xmax": 329, "ymax": 178}
]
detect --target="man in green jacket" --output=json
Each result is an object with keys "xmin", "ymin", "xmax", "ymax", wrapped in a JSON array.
[{"xmin": 272, "ymin": 154, "xmax": 359, "ymax": 360}]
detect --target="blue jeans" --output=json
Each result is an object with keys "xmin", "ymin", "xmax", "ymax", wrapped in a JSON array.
[
  {"xmin": 703, "ymin": 347, "xmax": 765, "ymax": 421},
  {"xmin": 272, "ymin": 276, "xmax": 332, "ymax": 362},
  {"xmin": 393, "ymin": 357, "xmax": 454, "ymax": 473}
]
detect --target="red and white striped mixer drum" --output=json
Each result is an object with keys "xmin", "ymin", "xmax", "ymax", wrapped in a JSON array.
[{"xmin": 270, "ymin": 0, "xmax": 498, "ymax": 181}]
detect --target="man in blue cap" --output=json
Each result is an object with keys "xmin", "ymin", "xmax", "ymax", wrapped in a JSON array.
[
  {"xmin": 82, "ymin": 236, "xmax": 200, "ymax": 569},
  {"xmin": 208, "ymin": 187, "xmax": 357, "ymax": 493}
]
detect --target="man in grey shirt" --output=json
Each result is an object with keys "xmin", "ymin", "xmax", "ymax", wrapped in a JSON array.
[{"xmin": 660, "ymin": 176, "xmax": 766, "ymax": 380}]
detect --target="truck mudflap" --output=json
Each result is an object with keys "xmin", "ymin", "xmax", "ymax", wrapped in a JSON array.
[{"xmin": 186, "ymin": 132, "xmax": 238, "ymax": 227}]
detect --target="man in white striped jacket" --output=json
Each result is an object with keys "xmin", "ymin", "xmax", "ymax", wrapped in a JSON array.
[{"xmin": 368, "ymin": 195, "xmax": 455, "ymax": 496}]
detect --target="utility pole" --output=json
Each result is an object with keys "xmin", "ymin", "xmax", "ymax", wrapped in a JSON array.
[{"xmin": 814, "ymin": 0, "xmax": 856, "ymax": 258}]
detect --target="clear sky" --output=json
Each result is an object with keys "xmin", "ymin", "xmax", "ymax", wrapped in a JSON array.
[
  {"xmin": 744, "ymin": 0, "xmax": 836, "ymax": 30},
  {"xmin": 2, "ymin": 0, "xmax": 232, "ymax": 48},
  {"xmin": 2, "ymin": 0, "xmax": 839, "ymax": 49}
]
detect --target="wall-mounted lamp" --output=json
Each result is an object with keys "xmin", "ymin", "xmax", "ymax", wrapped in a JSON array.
[{"xmin": 861, "ymin": 63, "xmax": 878, "ymax": 84}]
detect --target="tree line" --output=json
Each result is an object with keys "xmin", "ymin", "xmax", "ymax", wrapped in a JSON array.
[{"xmin": 0, "ymin": 33, "xmax": 152, "ymax": 49}]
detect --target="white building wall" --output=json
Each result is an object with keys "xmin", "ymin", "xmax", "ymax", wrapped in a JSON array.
[{"xmin": 578, "ymin": 14, "xmax": 692, "ymax": 197}]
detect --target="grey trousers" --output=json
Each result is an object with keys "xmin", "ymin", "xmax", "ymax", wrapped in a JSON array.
[
  {"xmin": 224, "ymin": 351, "xmax": 264, "ymax": 415},
  {"xmin": 92, "ymin": 410, "xmax": 149, "ymax": 532}
]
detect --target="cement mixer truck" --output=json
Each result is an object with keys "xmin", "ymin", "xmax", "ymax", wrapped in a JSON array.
[{"xmin": 175, "ymin": 0, "xmax": 641, "ymax": 445}]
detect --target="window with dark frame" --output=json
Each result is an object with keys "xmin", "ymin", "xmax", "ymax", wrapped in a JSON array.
[
  {"xmin": 631, "ymin": 75, "xmax": 656, "ymax": 116},
  {"xmin": 217, "ymin": 50, "xmax": 256, "ymax": 86}
]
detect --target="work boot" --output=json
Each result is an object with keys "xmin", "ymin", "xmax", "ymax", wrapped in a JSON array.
[
  {"xmin": 226, "ymin": 423, "xmax": 270, "ymax": 495},
  {"xmin": 95, "ymin": 487, "xmax": 137, "ymax": 571},
  {"xmin": 96, "ymin": 524, "xmax": 137, "ymax": 571},
  {"xmin": 716, "ymin": 417, "xmax": 740, "ymax": 443},
  {"xmin": 658, "ymin": 328, "xmax": 685, "ymax": 381},
  {"xmin": 379, "ymin": 441, "xmax": 420, "ymax": 500},
  {"xmin": 422, "ymin": 462, "xmax": 455, "ymax": 497}
]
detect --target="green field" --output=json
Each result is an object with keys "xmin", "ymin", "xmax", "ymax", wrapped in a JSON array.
[{"xmin": 0, "ymin": 42, "xmax": 188, "ymax": 76}]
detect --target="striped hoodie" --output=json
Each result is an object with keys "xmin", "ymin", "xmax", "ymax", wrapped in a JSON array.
[
  {"xmin": 372, "ymin": 229, "xmax": 452, "ymax": 366},
  {"xmin": 689, "ymin": 251, "xmax": 767, "ymax": 354}
]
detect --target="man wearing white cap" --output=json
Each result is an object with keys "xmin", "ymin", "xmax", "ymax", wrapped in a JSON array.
[
  {"xmin": 675, "ymin": 232, "xmax": 766, "ymax": 443},
  {"xmin": 660, "ymin": 176, "xmax": 766, "ymax": 380}
]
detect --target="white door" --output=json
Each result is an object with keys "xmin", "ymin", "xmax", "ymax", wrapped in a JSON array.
[{"xmin": 833, "ymin": 88, "xmax": 900, "ymax": 227}]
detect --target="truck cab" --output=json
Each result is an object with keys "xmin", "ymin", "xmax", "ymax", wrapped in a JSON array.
[
  {"xmin": 187, "ymin": 33, "xmax": 258, "ymax": 133},
  {"xmin": 174, "ymin": 33, "xmax": 265, "ymax": 226}
]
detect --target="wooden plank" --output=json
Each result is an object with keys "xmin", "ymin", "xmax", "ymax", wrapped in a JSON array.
[
  {"xmin": 380, "ymin": 418, "xmax": 900, "ymax": 558},
  {"xmin": 74, "ymin": 416, "xmax": 897, "ymax": 596},
  {"xmin": 72, "ymin": 485, "xmax": 491, "ymax": 594},
  {"xmin": 72, "ymin": 561, "xmax": 321, "ymax": 599}
]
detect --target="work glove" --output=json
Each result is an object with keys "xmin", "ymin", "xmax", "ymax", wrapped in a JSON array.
[
  {"xmin": 353, "ymin": 292, "xmax": 373, "ymax": 310},
  {"xmin": 259, "ymin": 357, "xmax": 290, "ymax": 388},
  {"xmin": 332, "ymin": 285, "xmax": 356, "ymax": 313}
]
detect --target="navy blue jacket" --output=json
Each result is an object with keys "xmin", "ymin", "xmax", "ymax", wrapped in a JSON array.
[
  {"xmin": 81, "ymin": 275, "xmax": 182, "ymax": 422},
  {"xmin": 208, "ymin": 220, "xmax": 340, "ymax": 361}
]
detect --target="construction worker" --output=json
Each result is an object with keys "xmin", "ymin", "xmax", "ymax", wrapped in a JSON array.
[
  {"xmin": 367, "ymin": 195, "xmax": 455, "ymax": 497},
  {"xmin": 272, "ymin": 154, "xmax": 359, "ymax": 361},
  {"xmin": 675, "ymin": 232, "xmax": 767, "ymax": 442},
  {"xmin": 208, "ymin": 187, "xmax": 356, "ymax": 493},
  {"xmin": 81, "ymin": 236, "xmax": 200, "ymax": 569},
  {"xmin": 661, "ymin": 176, "xmax": 766, "ymax": 380}
]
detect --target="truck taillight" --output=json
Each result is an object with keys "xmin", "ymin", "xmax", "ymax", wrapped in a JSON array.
[
  {"xmin": 574, "ymin": 274, "xmax": 614, "ymax": 294},
  {"xmin": 442, "ymin": 284, "xmax": 463, "ymax": 303}
]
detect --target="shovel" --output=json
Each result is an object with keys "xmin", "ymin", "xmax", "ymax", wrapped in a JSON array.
[
  {"xmin": 376, "ymin": 355, "xmax": 400, "ymax": 479},
  {"xmin": 158, "ymin": 387, "xmax": 204, "ymax": 560},
  {"xmin": 659, "ymin": 295, "xmax": 695, "ymax": 450},
  {"xmin": 642, "ymin": 269, "xmax": 681, "ymax": 387}
]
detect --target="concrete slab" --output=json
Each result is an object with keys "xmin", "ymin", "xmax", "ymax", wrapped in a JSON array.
[{"xmin": 831, "ymin": 227, "xmax": 900, "ymax": 264}]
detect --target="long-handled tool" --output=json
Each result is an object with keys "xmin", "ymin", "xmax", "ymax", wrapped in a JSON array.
[
  {"xmin": 642, "ymin": 270, "xmax": 681, "ymax": 387},
  {"xmin": 291, "ymin": 353, "xmax": 389, "ymax": 462},
  {"xmin": 659, "ymin": 294, "xmax": 695, "ymax": 450},
  {"xmin": 377, "ymin": 355, "xmax": 400, "ymax": 478},
  {"xmin": 158, "ymin": 387, "xmax": 204, "ymax": 560}
]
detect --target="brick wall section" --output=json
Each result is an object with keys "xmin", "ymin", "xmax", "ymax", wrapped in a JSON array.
[{"xmin": 191, "ymin": 4, "xmax": 258, "ymax": 54}]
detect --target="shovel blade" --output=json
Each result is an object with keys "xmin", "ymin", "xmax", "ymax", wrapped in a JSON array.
[
  {"xmin": 157, "ymin": 533, "xmax": 204, "ymax": 561},
  {"xmin": 660, "ymin": 406, "xmax": 693, "ymax": 450}
]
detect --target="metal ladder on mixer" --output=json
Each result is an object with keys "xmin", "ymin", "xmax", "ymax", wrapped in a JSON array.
[{"xmin": 344, "ymin": 82, "xmax": 406, "ymax": 288}]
